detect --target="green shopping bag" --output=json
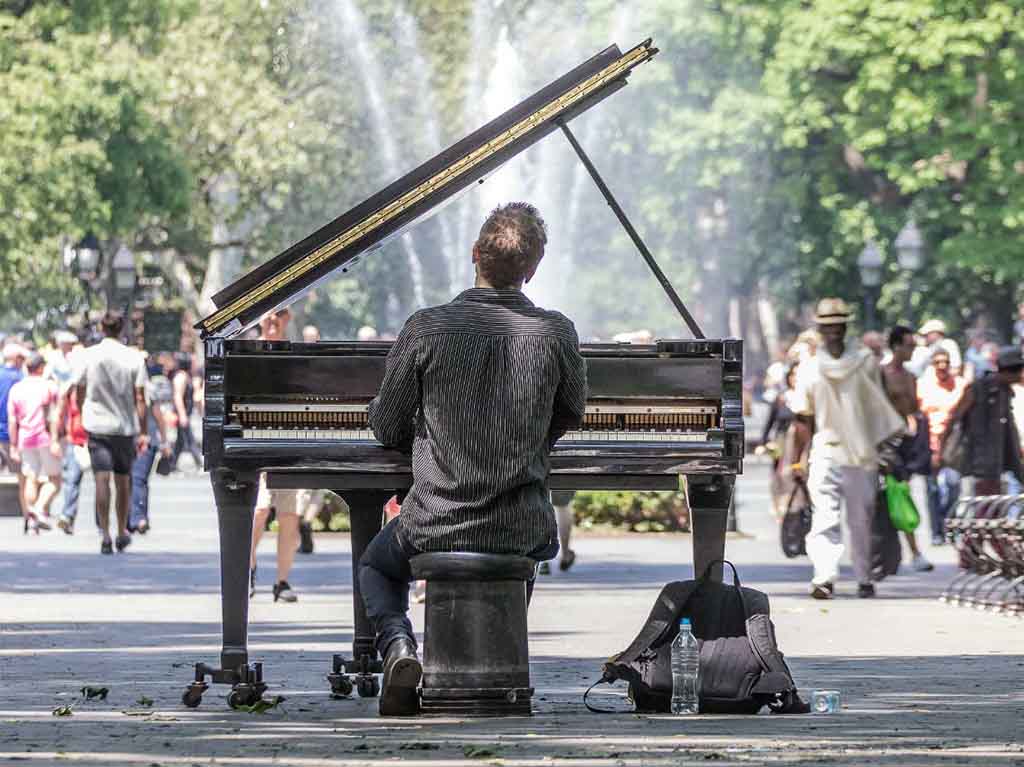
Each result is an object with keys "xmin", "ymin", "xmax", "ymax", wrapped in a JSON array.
[{"xmin": 884, "ymin": 476, "xmax": 920, "ymax": 533}]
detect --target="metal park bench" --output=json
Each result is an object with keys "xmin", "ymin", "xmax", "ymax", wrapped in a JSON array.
[{"xmin": 940, "ymin": 494, "xmax": 1024, "ymax": 616}]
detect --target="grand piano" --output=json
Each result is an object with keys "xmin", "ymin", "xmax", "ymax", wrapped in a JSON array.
[{"xmin": 183, "ymin": 38, "xmax": 743, "ymax": 708}]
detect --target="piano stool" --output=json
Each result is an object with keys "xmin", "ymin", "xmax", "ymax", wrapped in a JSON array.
[{"xmin": 410, "ymin": 552, "xmax": 537, "ymax": 716}]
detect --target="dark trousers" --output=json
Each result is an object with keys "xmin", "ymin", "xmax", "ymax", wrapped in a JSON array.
[
  {"xmin": 358, "ymin": 517, "xmax": 557, "ymax": 656},
  {"xmin": 130, "ymin": 444, "xmax": 158, "ymax": 530}
]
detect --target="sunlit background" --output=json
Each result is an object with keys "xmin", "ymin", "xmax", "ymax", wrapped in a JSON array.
[{"xmin": 3, "ymin": 0, "xmax": 1023, "ymax": 368}]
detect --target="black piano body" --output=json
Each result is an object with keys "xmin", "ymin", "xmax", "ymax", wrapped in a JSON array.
[{"xmin": 185, "ymin": 38, "xmax": 744, "ymax": 708}]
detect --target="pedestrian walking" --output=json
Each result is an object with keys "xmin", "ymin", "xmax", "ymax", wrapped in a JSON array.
[
  {"xmin": 787, "ymin": 298, "xmax": 904, "ymax": 599},
  {"xmin": 249, "ymin": 308, "xmax": 301, "ymax": 602},
  {"xmin": 7, "ymin": 353, "xmax": 61, "ymax": 532},
  {"xmin": 129, "ymin": 359, "xmax": 173, "ymax": 534},
  {"xmin": 918, "ymin": 350, "xmax": 966, "ymax": 544},
  {"xmin": 0, "ymin": 343, "xmax": 27, "ymax": 473},
  {"xmin": 52, "ymin": 376, "xmax": 90, "ymax": 534},
  {"xmin": 170, "ymin": 352, "xmax": 201, "ymax": 471},
  {"xmin": 943, "ymin": 346, "xmax": 1024, "ymax": 496},
  {"xmin": 758, "ymin": 363, "xmax": 807, "ymax": 519},
  {"xmin": 70, "ymin": 312, "xmax": 148, "ymax": 554},
  {"xmin": 539, "ymin": 491, "xmax": 577, "ymax": 574},
  {"xmin": 879, "ymin": 325, "xmax": 933, "ymax": 571}
]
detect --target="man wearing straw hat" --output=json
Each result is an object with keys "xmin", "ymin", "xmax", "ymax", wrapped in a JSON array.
[{"xmin": 788, "ymin": 298, "xmax": 905, "ymax": 599}]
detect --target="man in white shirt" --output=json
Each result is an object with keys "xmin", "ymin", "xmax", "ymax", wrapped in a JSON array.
[
  {"xmin": 788, "ymin": 299, "xmax": 904, "ymax": 599},
  {"xmin": 907, "ymin": 319, "xmax": 962, "ymax": 378},
  {"xmin": 71, "ymin": 312, "xmax": 148, "ymax": 555}
]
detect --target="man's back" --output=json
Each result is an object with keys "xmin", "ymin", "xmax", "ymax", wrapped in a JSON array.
[
  {"xmin": 74, "ymin": 338, "xmax": 145, "ymax": 436},
  {"xmin": 368, "ymin": 287, "xmax": 587, "ymax": 555},
  {"xmin": 0, "ymin": 365, "xmax": 23, "ymax": 442},
  {"xmin": 8, "ymin": 376, "xmax": 55, "ymax": 448}
]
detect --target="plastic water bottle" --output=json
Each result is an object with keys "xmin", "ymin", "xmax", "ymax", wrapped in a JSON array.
[{"xmin": 670, "ymin": 617, "xmax": 700, "ymax": 715}]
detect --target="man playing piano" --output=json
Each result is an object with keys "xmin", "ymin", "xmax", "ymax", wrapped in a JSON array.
[{"xmin": 359, "ymin": 202, "xmax": 588, "ymax": 715}]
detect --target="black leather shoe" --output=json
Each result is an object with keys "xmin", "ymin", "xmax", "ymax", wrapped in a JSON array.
[
  {"xmin": 857, "ymin": 582, "xmax": 876, "ymax": 598},
  {"xmin": 379, "ymin": 637, "xmax": 421, "ymax": 717}
]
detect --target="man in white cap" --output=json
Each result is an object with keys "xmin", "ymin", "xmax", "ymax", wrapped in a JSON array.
[
  {"xmin": 788, "ymin": 298, "xmax": 905, "ymax": 599},
  {"xmin": 907, "ymin": 319, "xmax": 962, "ymax": 378},
  {"xmin": 44, "ymin": 331, "xmax": 78, "ymax": 389}
]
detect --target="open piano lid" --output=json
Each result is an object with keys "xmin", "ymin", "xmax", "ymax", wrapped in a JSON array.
[{"xmin": 197, "ymin": 39, "xmax": 657, "ymax": 339}]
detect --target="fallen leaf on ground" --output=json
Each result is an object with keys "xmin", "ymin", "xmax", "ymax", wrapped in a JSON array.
[
  {"xmin": 52, "ymin": 705, "xmax": 73, "ymax": 717},
  {"xmin": 81, "ymin": 687, "xmax": 109, "ymax": 701},
  {"xmin": 464, "ymin": 746, "xmax": 498, "ymax": 758},
  {"xmin": 136, "ymin": 696, "xmax": 154, "ymax": 707},
  {"xmin": 234, "ymin": 695, "xmax": 286, "ymax": 714}
]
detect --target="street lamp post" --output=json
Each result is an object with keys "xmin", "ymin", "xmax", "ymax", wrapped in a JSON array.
[
  {"xmin": 64, "ymin": 234, "xmax": 104, "ymax": 326},
  {"xmin": 857, "ymin": 240, "xmax": 883, "ymax": 331},
  {"xmin": 894, "ymin": 218, "xmax": 924, "ymax": 323},
  {"xmin": 110, "ymin": 244, "xmax": 137, "ymax": 343}
]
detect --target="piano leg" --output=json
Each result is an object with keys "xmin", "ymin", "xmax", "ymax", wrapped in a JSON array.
[
  {"xmin": 689, "ymin": 475, "xmax": 735, "ymax": 583},
  {"xmin": 328, "ymin": 489, "xmax": 392, "ymax": 699},
  {"xmin": 181, "ymin": 469, "xmax": 266, "ymax": 709}
]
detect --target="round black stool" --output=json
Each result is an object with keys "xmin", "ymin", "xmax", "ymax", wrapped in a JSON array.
[{"xmin": 410, "ymin": 552, "xmax": 535, "ymax": 716}]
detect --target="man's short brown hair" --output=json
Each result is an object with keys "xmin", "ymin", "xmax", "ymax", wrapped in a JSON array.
[
  {"xmin": 100, "ymin": 311, "xmax": 124, "ymax": 337},
  {"xmin": 474, "ymin": 202, "xmax": 547, "ymax": 289}
]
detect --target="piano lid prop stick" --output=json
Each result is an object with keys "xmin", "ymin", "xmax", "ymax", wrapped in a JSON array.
[{"xmin": 555, "ymin": 118, "xmax": 706, "ymax": 340}]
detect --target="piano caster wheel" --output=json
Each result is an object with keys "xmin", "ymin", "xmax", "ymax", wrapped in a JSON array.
[
  {"xmin": 227, "ymin": 683, "xmax": 267, "ymax": 710},
  {"xmin": 181, "ymin": 682, "xmax": 207, "ymax": 708},
  {"xmin": 328, "ymin": 673, "xmax": 354, "ymax": 699},
  {"xmin": 356, "ymin": 675, "xmax": 380, "ymax": 698}
]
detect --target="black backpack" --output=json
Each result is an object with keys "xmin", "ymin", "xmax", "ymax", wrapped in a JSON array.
[{"xmin": 585, "ymin": 560, "xmax": 809, "ymax": 715}]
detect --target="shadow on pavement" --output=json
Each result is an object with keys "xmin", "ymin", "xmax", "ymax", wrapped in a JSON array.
[
  {"xmin": 0, "ymin": 548, "xmax": 960, "ymax": 601},
  {"xmin": 0, "ymin": 649, "xmax": 1020, "ymax": 766}
]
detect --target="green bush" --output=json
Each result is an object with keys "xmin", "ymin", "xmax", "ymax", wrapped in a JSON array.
[
  {"xmin": 571, "ymin": 490, "xmax": 690, "ymax": 533},
  {"xmin": 306, "ymin": 489, "xmax": 692, "ymax": 534}
]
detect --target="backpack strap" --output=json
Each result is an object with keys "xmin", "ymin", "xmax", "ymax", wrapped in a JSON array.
[
  {"xmin": 583, "ymin": 674, "xmax": 623, "ymax": 714},
  {"xmin": 605, "ymin": 580, "xmax": 699, "ymax": 667},
  {"xmin": 745, "ymin": 613, "xmax": 810, "ymax": 714},
  {"xmin": 698, "ymin": 559, "xmax": 750, "ymax": 620}
]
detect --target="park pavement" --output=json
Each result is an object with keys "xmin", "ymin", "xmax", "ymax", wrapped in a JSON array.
[{"xmin": 0, "ymin": 462, "xmax": 1021, "ymax": 767}]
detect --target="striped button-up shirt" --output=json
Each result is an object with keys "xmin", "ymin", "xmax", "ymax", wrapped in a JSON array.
[{"xmin": 368, "ymin": 287, "xmax": 587, "ymax": 555}]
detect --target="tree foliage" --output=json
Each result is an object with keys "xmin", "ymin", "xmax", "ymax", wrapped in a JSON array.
[
  {"xmin": 2, "ymin": 0, "xmax": 1021, "ymax": 343},
  {"xmin": 765, "ymin": 0, "xmax": 1024, "ymax": 335}
]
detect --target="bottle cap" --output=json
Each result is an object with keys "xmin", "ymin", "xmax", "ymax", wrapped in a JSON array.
[{"xmin": 679, "ymin": 617, "xmax": 691, "ymax": 626}]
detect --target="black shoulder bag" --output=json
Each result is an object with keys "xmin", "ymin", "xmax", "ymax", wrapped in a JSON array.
[
  {"xmin": 585, "ymin": 560, "xmax": 809, "ymax": 715},
  {"xmin": 780, "ymin": 479, "xmax": 812, "ymax": 559}
]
